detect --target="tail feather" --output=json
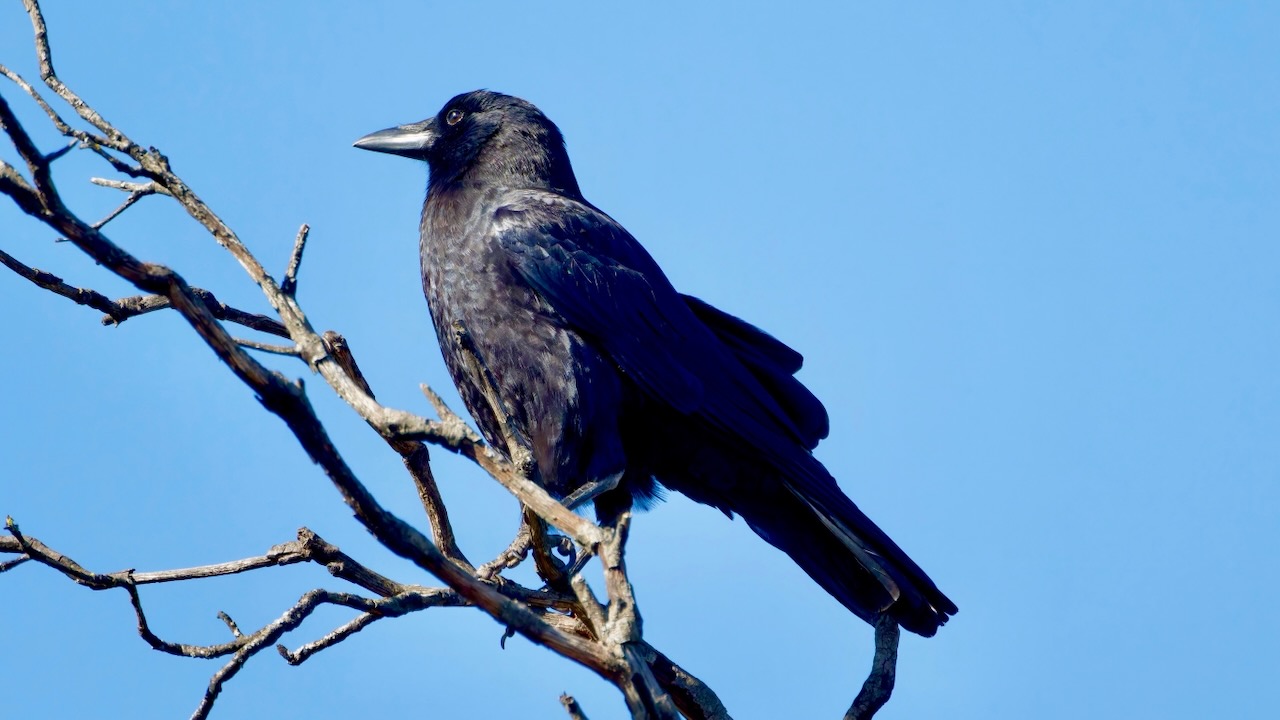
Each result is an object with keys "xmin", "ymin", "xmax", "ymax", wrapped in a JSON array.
[
  {"xmin": 671, "ymin": 296, "xmax": 956, "ymax": 635},
  {"xmin": 734, "ymin": 477, "xmax": 957, "ymax": 637}
]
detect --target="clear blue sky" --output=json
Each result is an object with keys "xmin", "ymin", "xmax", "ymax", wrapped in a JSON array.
[{"xmin": 2, "ymin": 2, "xmax": 1277, "ymax": 718}]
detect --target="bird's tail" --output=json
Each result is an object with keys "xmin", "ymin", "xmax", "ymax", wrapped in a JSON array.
[
  {"xmin": 675, "ymin": 296, "xmax": 955, "ymax": 634},
  {"xmin": 731, "ymin": 470, "xmax": 957, "ymax": 637}
]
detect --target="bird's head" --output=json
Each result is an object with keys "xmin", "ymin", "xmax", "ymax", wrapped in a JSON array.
[{"xmin": 355, "ymin": 89, "xmax": 581, "ymax": 197}]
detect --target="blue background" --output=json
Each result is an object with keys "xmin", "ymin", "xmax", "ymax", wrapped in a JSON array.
[{"xmin": 2, "ymin": 2, "xmax": 1277, "ymax": 718}]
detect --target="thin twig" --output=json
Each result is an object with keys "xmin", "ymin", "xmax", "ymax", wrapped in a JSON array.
[
  {"xmin": 103, "ymin": 287, "xmax": 289, "ymax": 336},
  {"xmin": 0, "ymin": 62, "xmax": 110, "ymax": 148},
  {"xmin": 90, "ymin": 177, "xmax": 166, "ymax": 194},
  {"xmin": 452, "ymin": 320, "xmax": 527, "ymax": 464},
  {"xmin": 126, "ymin": 583, "xmax": 246, "ymax": 659},
  {"xmin": 235, "ymin": 337, "xmax": 301, "ymax": 356},
  {"xmin": 561, "ymin": 694, "xmax": 591, "ymax": 720},
  {"xmin": 87, "ymin": 188, "xmax": 147, "ymax": 230},
  {"xmin": 0, "ymin": 526, "xmax": 368, "ymax": 594},
  {"xmin": 0, "ymin": 555, "xmax": 32, "ymax": 573},
  {"xmin": 192, "ymin": 589, "xmax": 403, "ymax": 720},
  {"xmin": 279, "ymin": 612, "xmax": 379, "ymax": 665},
  {"xmin": 281, "ymin": 223, "xmax": 308, "ymax": 297},
  {"xmin": 218, "ymin": 611, "xmax": 243, "ymax": 638},
  {"xmin": 23, "ymin": 0, "xmax": 139, "ymax": 154},
  {"xmin": 421, "ymin": 383, "xmax": 482, "ymax": 444},
  {"xmin": 71, "ymin": 178, "xmax": 165, "ymax": 235},
  {"xmin": 446, "ymin": 322, "xmax": 604, "ymax": 547},
  {"xmin": 44, "ymin": 138, "xmax": 74, "ymax": 162},
  {"xmin": 276, "ymin": 586, "xmax": 463, "ymax": 666},
  {"xmin": 0, "ymin": 246, "xmax": 130, "ymax": 321},
  {"xmin": 324, "ymin": 332, "xmax": 472, "ymax": 568}
]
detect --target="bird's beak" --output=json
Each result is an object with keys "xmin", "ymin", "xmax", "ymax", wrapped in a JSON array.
[{"xmin": 353, "ymin": 119, "xmax": 437, "ymax": 159}]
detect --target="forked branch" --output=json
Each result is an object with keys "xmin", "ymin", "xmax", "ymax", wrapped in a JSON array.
[{"xmin": 0, "ymin": 1, "xmax": 903, "ymax": 717}]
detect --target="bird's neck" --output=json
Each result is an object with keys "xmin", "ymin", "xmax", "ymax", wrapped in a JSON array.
[{"xmin": 436, "ymin": 129, "xmax": 583, "ymax": 199}]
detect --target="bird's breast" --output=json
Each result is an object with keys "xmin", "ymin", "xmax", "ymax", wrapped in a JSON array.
[{"xmin": 418, "ymin": 202, "xmax": 583, "ymax": 467}]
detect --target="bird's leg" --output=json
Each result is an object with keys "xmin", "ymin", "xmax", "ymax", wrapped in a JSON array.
[
  {"xmin": 543, "ymin": 471, "xmax": 625, "ymax": 580},
  {"xmin": 560, "ymin": 469, "xmax": 624, "ymax": 510},
  {"xmin": 562, "ymin": 544, "xmax": 597, "ymax": 579}
]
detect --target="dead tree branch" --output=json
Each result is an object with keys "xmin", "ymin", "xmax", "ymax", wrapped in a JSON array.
[
  {"xmin": 281, "ymin": 223, "xmax": 309, "ymax": 297},
  {"xmin": 103, "ymin": 287, "xmax": 289, "ymax": 335},
  {"xmin": 562, "ymin": 694, "xmax": 591, "ymax": 720},
  {"xmin": 0, "ymin": 245, "xmax": 131, "ymax": 321},
  {"xmin": 845, "ymin": 615, "xmax": 901, "ymax": 720},
  {"xmin": 0, "ymin": 1, "xmax": 905, "ymax": 717}
]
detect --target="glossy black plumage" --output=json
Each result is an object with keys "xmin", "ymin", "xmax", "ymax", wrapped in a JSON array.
[{"xmin": 355, "ymin": 90, "xmax": 957, "ymax": 635}]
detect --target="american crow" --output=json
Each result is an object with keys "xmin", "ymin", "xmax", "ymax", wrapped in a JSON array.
[{"xmin": 355, "ymin": 90, "xmax": 956, "ymax": 636}]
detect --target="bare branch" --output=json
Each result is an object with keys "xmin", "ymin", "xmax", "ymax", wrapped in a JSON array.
[
  {"xmin": 324, "ymin": 332, "xmax": 472, "ymax": 568},
  {"xmin": 5, "ymin": 517, "xmax": 113, "ymax": 589},
  {"xmin": 7, "ymin": 504, "xmax": 722, "ymax": 718},
  {"xmin": 0, "ymin": 7, "xmax": 880, "ymax": 718},
  {"xmin": 43, "ymin": 138, "xmax": 75, "ymax": 162},
  {"xmin": 0, "ymin": 84, "xmax": 59, "ymax": 200},
  {"xmin": 1, "ymin": 95, "xmax": 611, "ymax": 684},
  {"xmin": 598, "ymin": 512, "xmax": 641, "ymax": 647},
  {"xmin": 85, "ymin": 187, "xmax": 149, "ymax": 231},
  {"xmin": 104, "ymin": 288, "xmax": 289, "ymax": 337},
  {"xmin": 640, "ymin": 643, "xmax": 732, "ymax": 720},
  {"xmin": 2, "ymin": 520, "xmax": 481, "ymax": 719},
  {"xmin": 218, "ymin": 611, "xmax": 244, "ymax": 638},
  {"xmin": 0, "ymin": 62, "xmax": 104, "ymax": 145},
  {"xmin": 12, "ymin": 80, "xmax": 599, "ymax": 591},
  {"xmin": 451, "ymin": 320, "xmax": 527, "ymax": 464},
  {"xmin": 844, "ymin": 615, "xmax": 900, "ymax": 720},
  {"xmin": 191, "ymin": 589, "xmax": 435, "ymax": 720},
  {"xmin": 0, "ymin": 555, "xmax": 32, "ymax": 573},
  {"xmin": 22, "ymin": 0, "xmax": 139, "ymax": 154},
  {"xmin": 235, "ymin": 336, "xmax": 301, "ymax": 356},
  {"xmin": 569, "ymin": 574, "xmax": 606, "ymax": 641},
  {"xmin": 90, "ymin": 178, "xmax": 167, "ymax": 194},
  {"xmin": 322, "ymin": 331, "xmax": 377, "ymax": 397},
  {"xmin": 561, "ymin": 694, "xmax": 591, "ymax": 720},
  {"xmin": 63, "ymin": 178, "xmax": 166, "ymax": 236},
  {"xmin": 421, "ymin": 383, "xmax": 483, "ymax": 444},
  {"xmin": 606, "ymin": 528, "xmax": 682, "ymax": 719},
  {"xmin": 281, "ymin": 223, "xmax": 309, "ymax": 297},
  {"xmin": 276, "ymin": 586, "xmax": 462, "ymax": 666},
  {"xmin": 619, "ymin": 643, "xmax": 682, "ymax": 720},
  {"xmin": 125, "ymin": 583, "xmax": 245, "ymax": 659},
  {"xmin": 0, "ymin": 524, "xmax": 395, "ymax": 597},
  {"xmin": 0, "ymin": 246, "xmax": 130, "ymax": 321},
  {"xmin": 279, "ymin": 612, "xmax": 379, "ymax": 665},
  {"xmin": 0, "ymin": 247, "xmax": 288, "ymax": 340},
  {"xmin": 129, "ymin": 542, "xmax": 309, "ymax": 585}
]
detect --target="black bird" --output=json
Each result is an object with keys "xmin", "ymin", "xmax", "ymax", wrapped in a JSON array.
[{"xmin": 355, "ymin": 90, "xmax": 956, "ymax": 636}]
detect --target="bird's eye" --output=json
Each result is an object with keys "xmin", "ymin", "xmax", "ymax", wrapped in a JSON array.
[{"xmin": 446, "ymin": 109, "xmax": 464, "ymax": 126}]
